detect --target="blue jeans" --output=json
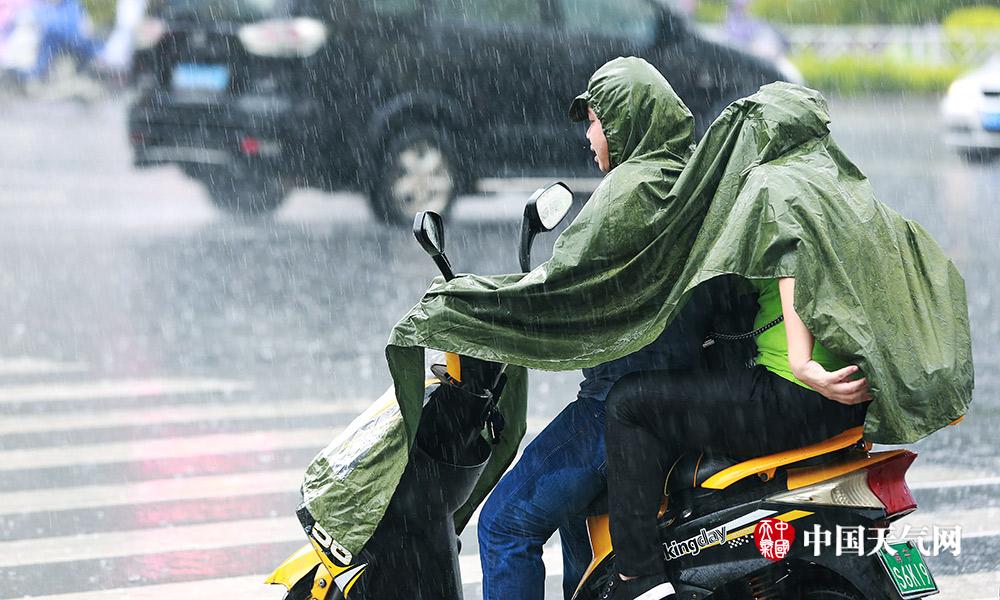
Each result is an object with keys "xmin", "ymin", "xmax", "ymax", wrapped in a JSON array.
[
  {"xmin": 478, "ymin": 396, "xmax": 608, "ymax": 600},
  {"xmin": 32, "ymin": 27, "xmax": 101, "ymax": 78},
  {"xmin": 477, "ymin": 279, "xmax": 722, "ymax": 599}
]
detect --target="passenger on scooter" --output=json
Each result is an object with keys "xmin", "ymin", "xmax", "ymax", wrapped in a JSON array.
[
  {"xmin": 599, "ymin": 277, "xmax": 871, "ymax": 600},
  {"xmin": 477, "ymin": 60, "xmax": 737, "ymax": 600},
  {"xmin": 562, "ymin": 57, "xmax": 873, "ymax": 600}
]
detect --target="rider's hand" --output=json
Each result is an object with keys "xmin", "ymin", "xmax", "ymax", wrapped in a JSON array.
[{"xmin": 794, "ymin": 361, "xmax": 872, "ymax": 405}]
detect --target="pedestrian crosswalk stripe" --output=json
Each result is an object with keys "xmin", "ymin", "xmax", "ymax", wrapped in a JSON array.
[
  {"xmin": 932, "ymin": 571, "xmax": 1000, "ymax": 599},
  {"xmin": 0, "ymin": 399, "xmax": 367, "ymax": 435},
  {"xmin": 0, "ymin": 427, "xmax": 339, "ymax": 471},
  {"xmin": 910, "ymin": 475, "xmax": 1000, "ymax": 490},
  {"xmin": 0, "ymin": 378, "xmax": 251, "ymax": 404},
  {"xmin": 0, "ymin": 469, "xmax": 303, "ymax": 514},
  {"xmin": 891, "ymin": 506, "xmax": 1000, "ymax": 538},
  {"xmin": 0, "ymin": 517, "xmax": 304, "ymax": 568},
  {"xmin": 0, "ymin": 357, "xmax": 88, "ymax": 377},
  {"xmin": 13, "ymin": 575, "xmax": 275, "ymax": 600}
]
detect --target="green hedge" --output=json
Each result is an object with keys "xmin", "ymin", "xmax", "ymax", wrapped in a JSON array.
[
  {"xmin": 750, "ymin": 0, "xmax": 997, "ymax": 25},
  {"xmin": 942, "ymin": 6, "xmax": 1000, "ymax": 62},
  {"xmin": 793, "ymin": 53, "xmax": 966, "ymax": 94},
  {"xmin": 695, "ymin": 0, "xmax": 1000, "ymax": 25},
  {"xmin": 83, "ymin": 0, "xmax": 117, "ymax": 28}
]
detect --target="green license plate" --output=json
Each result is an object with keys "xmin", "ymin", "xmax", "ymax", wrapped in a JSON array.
[{"xmin": 878, "ymin": 541, "xmax": 938, "ymax": 598}]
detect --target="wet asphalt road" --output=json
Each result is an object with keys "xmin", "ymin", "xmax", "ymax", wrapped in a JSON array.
[{"xmin": 0, "ymin": 93, "xmax": 998, "ymax": 599}]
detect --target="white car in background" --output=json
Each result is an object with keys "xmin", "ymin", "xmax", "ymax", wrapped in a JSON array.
[{"xmin": 942, "ymin": 54, "xmax": 1000, "ymax": 162}]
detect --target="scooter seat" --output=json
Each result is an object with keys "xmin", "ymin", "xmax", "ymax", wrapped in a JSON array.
[
  {"xmin": 666, "ymin": 452, "xmax": 744, "ymax": 498},
  {"xmin": 697, "ymin": 426, "xmax": 866, "ymax": 490}
]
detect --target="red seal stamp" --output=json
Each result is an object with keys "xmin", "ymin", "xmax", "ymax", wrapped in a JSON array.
[{"xmin": 754, "ymin": 518, "xmax": 796, "ymax": 561}]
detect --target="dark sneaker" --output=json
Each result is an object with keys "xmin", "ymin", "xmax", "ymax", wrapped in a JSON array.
[{"xmin": 599, "ymin": 573, "xmax": 675, "ymax": 600}]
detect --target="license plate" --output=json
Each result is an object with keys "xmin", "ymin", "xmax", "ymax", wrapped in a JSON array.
[
  {"xmin": 877, "ymin": 541, "xmax": 938, "ymax": 598},
  {"xmin": 172, "ymin": 64, "xmax": 229, "ymax": 93},
  {"xmin": 982, "ymin": 112, "xmax": 1000, "ymax": 132}
]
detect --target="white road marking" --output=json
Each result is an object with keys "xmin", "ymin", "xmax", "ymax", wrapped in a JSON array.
[
  {"xmin": 0, "ymin": 399, "xmax": 368, "ymax": 435},
  {"xmin": 477, "ymin": 177, "xmax": 602, "ymax": 194},
  {"xmin": 2, "ymin": 576, "xmax": 277, "ymax": 600},
  {"xmin": 0, "ymin": 357, "xmax": 87, "ymax": 376},
  {"xmin": 0, "ymin": 378, "xmax": 251, "ymax": 404},
  {"xmin": 0, "ymin": 428, "xmax": 338, "ymax": 470},
  {"xmin": 892, "ymin": 506, "xmax": 1000, "ymax": 538},
  {"xmin": 933, "ymin": 571, "xmax": 1000, "ymax": 600},
  {"xmin": 911, "ymin": 476, "xmax": 1000, "ymax": 490},
  {"xmin": 0, "ymin": 517, "xmax": 304, "ymax": 568},
  {"xmin": 0, "ymin": 469, "xmax": 303, "ymax": 515},
  {"xmin": 906, "ymin": 465, "xmax": 993, "ymax": 486}
]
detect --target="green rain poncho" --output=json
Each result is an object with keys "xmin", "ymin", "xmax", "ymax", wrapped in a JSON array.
[{"xmin": 302, "ymin": 57, "xmax": 973, "ymax": 556}]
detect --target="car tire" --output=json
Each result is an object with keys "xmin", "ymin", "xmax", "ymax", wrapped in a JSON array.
[
  {"xmin": 369, "ymin": 125, "xmax": 462, "ymax": 226},
  {"xmin": 958, "ymin": 148, "xmax": 999, "ymax": 164},
  {"xmin": 198, "ymin": 167, "xmax": 288, "ymax": 218}
]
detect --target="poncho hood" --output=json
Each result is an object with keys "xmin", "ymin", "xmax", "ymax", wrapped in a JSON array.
[
  {"xmin": 569, "ymin": 56, "xmax": 694, "ymax": 169},
  {"xmin": 300, "ymin": 69, "xmax": 973, "ymax": 561}
]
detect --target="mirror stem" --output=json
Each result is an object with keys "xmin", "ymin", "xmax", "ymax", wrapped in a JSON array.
[
  {"xmin": 434, "ymin": 254, "xmax": 456, "ymax": 281},
  {"xmin": 519, "ymin": 218, "xmax": 536, "ymax": 273}
]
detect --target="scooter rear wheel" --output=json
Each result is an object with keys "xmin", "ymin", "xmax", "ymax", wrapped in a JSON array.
[{"xmin": 799, "ymin": 585, "xmax": 863, "ymax": 600}]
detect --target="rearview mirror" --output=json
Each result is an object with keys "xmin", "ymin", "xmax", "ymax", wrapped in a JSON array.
[
  {"xmin": 413, "ymin": 211, "xmax": 455, "ymax": 280},
  {"xmin": 520, "ymin": 182, "xmax": 573, "ymax": 272}
]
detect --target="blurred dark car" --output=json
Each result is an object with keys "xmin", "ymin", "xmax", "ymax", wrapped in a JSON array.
[{"xmin": 129, "ymin": 0, "xmax": 789, "ymax": 222}]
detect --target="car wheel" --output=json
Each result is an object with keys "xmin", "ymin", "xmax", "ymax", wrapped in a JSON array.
[
  {"xmin": 958, "ymin": 148, "xmax": 999, "ymax": 164},
  {"xmin": 198, "ymin": 167, "xmax": 288, "ymax": 217},
  {"xmin": 369, "ymin": 126, "xmax": 461, "ymax": 226}
]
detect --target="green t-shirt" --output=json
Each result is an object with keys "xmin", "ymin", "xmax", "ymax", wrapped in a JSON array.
[{"xmin": 752, "ymin": 279, "xmax": 848, "ymax": 389}]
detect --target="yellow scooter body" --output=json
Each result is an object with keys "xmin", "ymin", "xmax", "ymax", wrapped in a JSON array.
[
  {"xmin": 265, "ymin": 543, "xmax": 331, "ymax": 599},
  {"xmin": 266, "ymin": 367, "xmax": 462, "ymax": 599},
  {"xmin": 266, "ymin": 539, "xmax": 370, "ymax": 599}
]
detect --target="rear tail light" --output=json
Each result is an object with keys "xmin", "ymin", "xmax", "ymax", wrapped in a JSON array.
[
  {"xmin": 238, "ymin": 18, "xmax": 328, "ymax": 58},
  {"xmin": 768, "ymin": 451, "xmax": 917, "ymax": 518},
  {"xmin": 134, "ymin": 17, "xmax": 167, "ymax": 51},
  {"xmin": 866, "ymin": 451, "xmax": 917, "ymax": 517}
]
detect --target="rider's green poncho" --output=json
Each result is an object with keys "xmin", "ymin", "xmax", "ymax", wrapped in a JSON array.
[{"xmin": 302, "ymin": 57, "xmax": 973, "ymax": 556}]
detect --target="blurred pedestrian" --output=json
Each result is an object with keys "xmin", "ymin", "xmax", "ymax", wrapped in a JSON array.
[
  {"xmin": 100, "ymin": 0, "xmax": 148, "ymax": 73},
  {"xmin": 30, "ymin": 0, "xmax": 101, "ymax": 80},
  {"xmin": 0, "ymin": 0, "xmax": 36, "ymax": 74},
  {"xmin": 723, "ymin": 0, "xmax": 788, "ymax": 61}
]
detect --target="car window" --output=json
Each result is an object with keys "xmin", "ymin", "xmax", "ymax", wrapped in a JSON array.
[
  {"xmin": 365, "ymin": 0, "xmax": 425, "ymax": 17},
  {"xmin": 435, "ymin": 0, "xmax": 542, "ymax": 25},
  {"xmin": 153, "ymin": 0, "xmax": 295, "ymax": 21},
  {"xmin": 558, "ymin": 0, "xmax": 658, "ymax": 43}
]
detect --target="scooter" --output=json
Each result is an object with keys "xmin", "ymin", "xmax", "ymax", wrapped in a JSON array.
[{"xmin": 267, "ymin": 182, "xmax": 944, "ymax": 600}]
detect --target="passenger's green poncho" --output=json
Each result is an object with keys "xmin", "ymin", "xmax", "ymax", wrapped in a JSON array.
[{"xmin": 302, "ymin": 57, "xmax": 973, "ymax": 556}]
